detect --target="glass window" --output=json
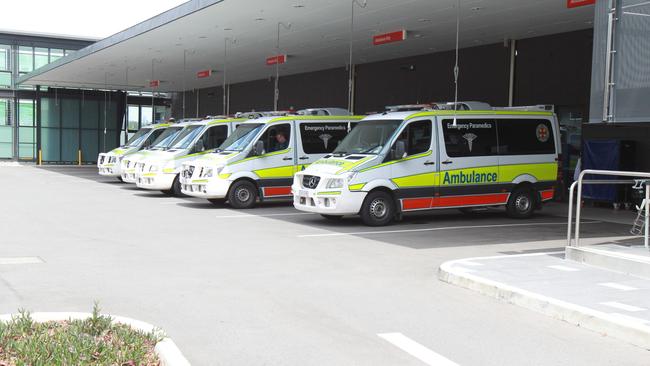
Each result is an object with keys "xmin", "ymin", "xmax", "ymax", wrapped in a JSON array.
[
  {"xmin": 0, "ymin": 45, "xmax": 10, "ymax": 71},
  {"xmin": 333, "ymin": 119, "xmax": 402, "ymax": 155},
  {"xmin": 125, "ymin": 127, "xmax": 152, "ymax": 147},
  {"xmin": 497, "ymin": 119, "xmax": 556, "ymax": 155},
  {"xmin": 49, "ymin": 48, "xmax": 64, "ymax": 63},
  {"xmin": 34, "ymin": 47, "xmax": 49, "ymax": 69},
  {"xmin": 18, "ymin": 46, "xmax": 33, "ymax": 73},
  {"xmin": 299, "ymin": 122, "xmax": 350, "ymax": 154},
  {"xmin": 127, "ymin": 105, "xmax": 140, "ymax": 131},
  {"xmin": 395, "ymin": 120, "xmax": 432, "ymax": 156},
  {"xmin": 0, "ymin": 71, "xmax": 10, "ymax": 88},
  {"xmin": 169, "ymin": 125, "xmax": 205, "ymax": 149},
  {"xmin": 144, "ymin": 128, "xmax": 165, "ymax": 147},
  {"xmin": 441, "ymin": 119, "xmax": 498, "ymax": 157},
  {"xmin": 0, "ymin": 99, "xmax": 9, "ymax": 126},
  {"xmin": 197, "ymin": 125, "xmax": 228, "ymax": 151},
  {"xmin": 258, "ymin": 123, "xmax": 291, "ymax": 153},
  {"xmin": 218, "ymin": 123, "xmax": 263, "ymax": 152},
  {"xmin": 150, "ymin": 126, "xmax": 183, "ymax": 150},
  {"xmin": 154, "ymin": 105, "xmax": 170, "ymax": 123},
  {"xmin": 19, "ymin": 99, "xmax": 35, "ymax": 127},
  {"xmin": 141, "ymin": 106, "xmax": 153, "ymax": 126}
]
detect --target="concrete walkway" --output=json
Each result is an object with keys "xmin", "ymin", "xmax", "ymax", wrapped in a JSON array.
[{"xmin": 439, "ymin": 239, "xmax": 650, "ymax": 350}]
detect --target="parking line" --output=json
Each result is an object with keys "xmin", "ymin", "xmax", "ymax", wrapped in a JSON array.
[
  {"xmin": 598, "ymin": 282, "xmax": 639, "ymax": 291},
  {"xmin": 378, "ymin": 333, "xmax": 459, "ymax": 366},
  {"xmin": 298, "ymin": 221, "xmax": 602, "ymax": 238},
  {"xmin": 0, "ymin": 257, "xmax": 44, "ymax": 265},
  {"xmin": 547, "ymin": 265, "xmax": 580, "ymax": 272},
  {"xmin": 216, "ymin": 212, "xmax": 316, "ymax": 219},
  {"xmin": 600, "ymin": 301, "xmax": 647, "ymax": 312},
  {"xmin": 608, "ymin": 313, "xmax": 650, "ymax": 324}
]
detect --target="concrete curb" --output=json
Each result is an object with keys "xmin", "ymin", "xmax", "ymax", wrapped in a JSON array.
[
  {"xmin": 439, "ymin": 254, "xmax": 650, "ymax": 350},
  {"xmin": 0, "ymin": 312, "xmax": 190, "ymax": 366}
]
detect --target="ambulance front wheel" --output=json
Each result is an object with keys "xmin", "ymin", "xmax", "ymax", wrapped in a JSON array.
[
  {"xmin": 507, "ymin": 187, "xmax": 536, "ymax": 219},
  {"xmin": 228, "ymin": 180, "xmax": 257, "ymax": 209},
  {"xmin": 360, "ymin": 191, "xmax": 395, "ymax": 226}
]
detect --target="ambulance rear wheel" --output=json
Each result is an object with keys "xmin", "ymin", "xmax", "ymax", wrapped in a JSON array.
[
  {"xmin": 171, "ymin": 175, "xmax": 184, "ymax": 196},
  {"xmin": 507, "ymin": 187, "xmax": 535, "ymax": 219},
  {"xmin": 360, "ymin": 191, "xmax": 395, "ymax": 226},
  {"xmin": 228, "ymin": 180, "xmax": 257, "ymax": 209},
  {"xmin": 321, "ymin": 214, "xmax": 343, "ymax": 221}
]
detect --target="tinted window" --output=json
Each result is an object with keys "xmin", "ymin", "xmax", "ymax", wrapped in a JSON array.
[
  {"xmin": 497, "ymin": 119, "xmax": 555, "ymax": 155},
  {"xmin": 145, "ymin": 128, "xmax": 165, "ymax": 147},
  {"xmin": 395, "ymin": 120, "xmax": 432, "ymax": 156},
  {"xmin": 442, "ymin": 119, "xmax": 498, "ymax": 157},
  {"xmin": 299, "ymin": 122, "xmax": 350, "ymax": 154},
  {"xmin": 259, "ymin": 123, "xmax": 291, "ymax": 153},
  {"xmin": 200, "ymin": 125, "xmax": 228, "ymax": 150}
]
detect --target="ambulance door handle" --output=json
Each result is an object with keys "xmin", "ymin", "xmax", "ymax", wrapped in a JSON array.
[
  {"xmin": 442, "ymin": 160, "xmax": 453, "ymax": 165},
  {"xmin": 299, "ymin": 156, "xmax": 309, "ymax": 160},
  {"xmin": 424, "ymin": 161, "xmax": 435, "ymax": 166},
  {"xmin": 282, "ymin": 157, "xmax": 293, "ymax": 161}
]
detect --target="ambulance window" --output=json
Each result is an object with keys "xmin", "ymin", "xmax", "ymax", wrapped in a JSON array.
[
  {"xmin": 144, "ymin": 128, "xmax": 165, "ymax": 147},
  {"xmin": 442, "ymin": 119, "xmax": 498, "ymax": 157},
  {"xmin": 299, "ymin": 122, "xmax": 350, "ymax": 154},
  {"xmin": 259, "ymin": 123, "xmax": 291, "ymax": 153},
  {"xmin": 395, "ymin": 120, "xmax": 432, "ymax": 156},
  {"xmin": 497, "ymin": 119, "xmax": 555, "ymax": 155},
  {"xmin": 202, "ymin": 125, "xmax": 229, "ymax": 150}
]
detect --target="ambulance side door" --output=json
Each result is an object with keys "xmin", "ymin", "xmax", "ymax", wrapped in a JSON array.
[
  {"xmin": 387, "ymin": 118, "xmax": 437, "ymax": 211},
  {"xmin": 437, "ymin": 116, "xmax": 501, "ymax": 207},
  {"xmin": 252, "ymin": 122, "xmax": 295, "ymax": 198},
  {"xmin": 295, "ymin": 120, "xmax": 352, "ymax": 172}
]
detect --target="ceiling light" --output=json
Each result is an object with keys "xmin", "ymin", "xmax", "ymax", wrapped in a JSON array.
[
  {"xmin": 471, "ymin": 7, "xmax": 482, "ymax": 11},
  {"xmin": 293, "ymin": 4, "xmax": 305, "ymax": 8},
  {"xmin": 224, "ymin": 28, "xmax": 232, "ymax": 31},
  {"xmin": 255, "ymin": 17, "xmax": 265, "ymax": 21},
  {"xmin": 199, "ymin": 36, "xmax": 207, "ymax": 39},
  {"xmin": 418, "ymin": 18, "xmax": 431, "ymax": 22}
]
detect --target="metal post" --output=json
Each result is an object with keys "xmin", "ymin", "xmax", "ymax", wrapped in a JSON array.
[
  {"xmin": 567, "ymin": 181, "xmax": 578, "ymax": 247},
  {"xmin": 183, "ymin": 50, "xmax": 187, "ymax": 119},
  {"xmin": 223, "ymin": 38, "xmax": 235, "ymax": 116},
  {"xmin": 348, "ymin": 0, "xmax": 367, "ymax": 114},
  {"xmin": 645, "ymin": 183, "xmax": 649, "ymax": 250},
  {"xmin": 508, "ymin": 39, "xmax": 516, "ymax": 107},
  {"xmin": 274, "ymin": 22, "xmax": 291, "ymax": 111},
  {"xmin": 603, "ymin": 1, "xmax": 617, "ymax": 122}
]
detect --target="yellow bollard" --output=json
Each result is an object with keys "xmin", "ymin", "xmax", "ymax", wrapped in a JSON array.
[
  {"xmin": 78, "ymin": 150, "xmax": 82, "ymax": 166},
  {"xmin": 38, "ymin": 149, "xmax": 42, "ymax": 165}
]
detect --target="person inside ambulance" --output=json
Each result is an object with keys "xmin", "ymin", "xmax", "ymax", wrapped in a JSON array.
[{"xmin": 269, "ymin": 128, "xmax": 290, "ymax": 152}]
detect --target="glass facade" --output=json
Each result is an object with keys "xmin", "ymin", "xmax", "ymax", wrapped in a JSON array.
[{"xmin": 0, "ymin": 98, "xmax": 11, "ymax": 158}]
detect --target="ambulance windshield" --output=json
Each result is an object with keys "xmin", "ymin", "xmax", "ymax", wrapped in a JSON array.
[
  {"xmin": 332, "ymin": 119, "xmax": 402, "ymax": 155},
  {"xmin": 125, "ymin": 127, "xmax": 152, "ymax": 147},
  {"xmin": 150, "ymin": 126, "xmax": 183, "ymax": 150},
  {"xmin": 217, "ymin": 123, "xmax": 264, "ymax": 152}
]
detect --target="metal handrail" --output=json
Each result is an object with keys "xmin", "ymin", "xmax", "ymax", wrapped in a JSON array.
[{"xmin": 568, "ymin": 169, "xmax": 650, "ymax": 249}]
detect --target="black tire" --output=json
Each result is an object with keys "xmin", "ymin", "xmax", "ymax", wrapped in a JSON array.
[
  {"xmin": 171, "ymin": 175, "xmax": 185, "ymax": 196},
  {"xmin": 208, "ymin": 198, "xmax": 226, "ymax": 206},
  {"xmin": 506, "ymin": 187, "xmax": 536, "ymax": 219},
  {"xmin": 360, "ymin": 191, "xmax": 395, "ymax": 226},
  {"xmin": 228, "ymin": 180, "xmax": 258, "ymax": 209},
  {"xmin": 321, "ymin": 214, "xmax": 343, "ymax": 221},
  {"xmin": 116, "ymin": 176, "xmax": 124, "ymax": 183}
]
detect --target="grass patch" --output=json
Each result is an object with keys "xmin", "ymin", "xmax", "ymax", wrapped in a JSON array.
[{"xmin": 0, "ymin": 303, "xmax": 163, "ymax": 366}]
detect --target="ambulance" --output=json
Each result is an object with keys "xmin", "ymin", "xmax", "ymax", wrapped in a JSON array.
[
  {"xmin": 135, "ymin": 117, "xmax": 244, "ymax": 195},
  {"xmin": 292, "ymin": 103, "xmax": 560, "ymax": 226},
  {"xmin": 97, "ymin": 123, "xmax": 169, "ymax": 180},
  {"xmin": 179, "ymin": 109, "xmax": 362, "ymax": 208},
  {"xmin": 120, "ymin": 120, "xmax": 197, "ymax": 184}
]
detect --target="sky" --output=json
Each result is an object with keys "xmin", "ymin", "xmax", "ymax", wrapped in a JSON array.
[{"xmin": 1, "ymin": 0, "xmax": 189, "ymax": 39}]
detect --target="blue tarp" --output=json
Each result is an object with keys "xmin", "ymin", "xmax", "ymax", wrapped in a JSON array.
[{"xmin": 582, "ymin": 140, "xmax": 620, "ymax": 202}]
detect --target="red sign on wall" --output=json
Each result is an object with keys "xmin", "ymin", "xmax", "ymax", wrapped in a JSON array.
[
  {"xmin": 266, "ymin": 55, "xmax": 287, "ymax": 66},
  {"xmin": 373, "ymin": 30, "xmax": 407, "ymax": 46},
  {"xmin": 196, "ymin": 69, "xmax": 212, "ymax": 78},
  {"xmin": 567, "ymin": 0, "xmax": 595, "ymax": 8},
  {"xmin": 149, "ymin": 80, "xmax": 160, "ymax": 88}
]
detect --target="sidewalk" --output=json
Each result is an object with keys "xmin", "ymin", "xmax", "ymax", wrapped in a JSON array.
[{"xmin": 439, "ymin": 238, "xmax": 650, "ymax": 350}]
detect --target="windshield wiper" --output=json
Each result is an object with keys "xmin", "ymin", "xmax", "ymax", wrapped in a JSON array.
[{"xmin": 332, "ymin": 151, "xmax": 348, "ymax": 157}]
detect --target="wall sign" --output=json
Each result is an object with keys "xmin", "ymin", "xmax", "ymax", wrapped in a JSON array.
[
  {"xmin": 266, "ymin": 55, "xmax": 287, "ymax": 66},
  {"xmin": 373, "ymin": 30, "xmax": 407, "ymax": 46},
  {"xmin": 567, "ymin": 0, "xmax": 595, "ymax": 8}
]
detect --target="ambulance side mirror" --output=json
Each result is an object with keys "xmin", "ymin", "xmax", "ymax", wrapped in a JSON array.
[
  {"xmin": 391, "ymin": 140, "xmax": 406, "ymax": 161},
  {"xmin": 253, "ymin": 140, "xmax": 265, "ymax": 156}
]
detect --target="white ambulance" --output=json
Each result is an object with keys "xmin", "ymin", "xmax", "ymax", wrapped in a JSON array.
[
  {"xmin": 179, "ymin": 110, "xmax": 363, "ymax": 208},
  {"xmin": 292, "ymin": 103, "xmax": 560, "ymax": 226},
  {"xmin": 135, "ymin": 117, "xmax": 244, "ymax": 195},
  {"xmin": 120, "ymin": 120, "xmax": 197, "ymax": 184},
  {"xmin": 97, "ymin": 123, "xmax": 169, "ymax": 180}
]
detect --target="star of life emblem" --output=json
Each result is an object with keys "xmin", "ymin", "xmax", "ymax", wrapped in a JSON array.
[
  {"xmin": 462, "ymin": 133, "xmax": 478, "ymax": 152},
  {"xmin": 536, "ymin": 124, "xmax": 550, "ymax": 142},
  {"xmin": 319, "ymin": 134, "xmax": 333, "ymax": 149}
]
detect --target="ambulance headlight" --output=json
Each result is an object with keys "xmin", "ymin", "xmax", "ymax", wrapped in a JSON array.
[
  {"xmin": 326, "ymin": 178, "xmax": 344, "ymax": 189},
  {"xmin": 149, "ymin": 165, "xmax": 159, "ymax": 172},
  {"xmin": 202, "ymin": 168, "xmax": 213, "ymax": 178}
]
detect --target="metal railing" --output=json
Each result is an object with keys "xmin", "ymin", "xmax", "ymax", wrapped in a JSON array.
[{"xmin": 567, "ymin": 169, "xmax": 650, "ymax": 250}]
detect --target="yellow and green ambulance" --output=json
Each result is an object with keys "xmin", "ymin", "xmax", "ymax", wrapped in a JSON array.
[
  {"xmin": 180, "ymin": 112, "xmax": 363, "ymax": 208},
  {"xmin": 292, "ymin": 104, "xmax": 560, "ymax": 225},
  {"xmin": 97, "ymin": 123, "xmax": 169, "ymax": 180}
]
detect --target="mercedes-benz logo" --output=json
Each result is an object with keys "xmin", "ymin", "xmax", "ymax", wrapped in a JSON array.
[{"xmin": 308, "ymin": 177, "xmax": 319, "ymax": 188}]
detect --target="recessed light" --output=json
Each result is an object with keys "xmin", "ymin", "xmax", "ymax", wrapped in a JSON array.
[
  {"xmin": 224, "ymin": 28, "xmax": 232, "ymax": 31},
  {"xmin": 413, "ymin": 34, "xmax": 423, "ymax": 38},
  {"xmin": 255, "ymin": 17, "xmax": 265, "ymax": 21},
  {"xmin": 199, "ymin": 36, "xmax": 207, "ymax": 39},
  {"xmin": 293, "ymin": 4, "xmax": 305, "ymax": 8},
  {"xmin": 418, "ymin": 18, "xmax": 431, "ymax": 22},
  {"xmin": 471, "ymin": 7, "xmax": 482, "ymax": 11}
]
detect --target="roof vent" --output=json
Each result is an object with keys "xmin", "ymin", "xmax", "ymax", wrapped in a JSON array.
[
  {"xmin": 296, "ymin": 107, "xmax": 351, "ymax": 116},
  {"xmin": 494, "ymin": 104, "xmax": 554, "ymax": 112},
  {"xmin": 234, "ymin": 111, "xmax": 292, "ymax": 119}
]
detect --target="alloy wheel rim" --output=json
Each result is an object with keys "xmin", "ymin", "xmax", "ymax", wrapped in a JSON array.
[
  {"xmin": 237, "ymin": 187, "xmax": 251, "ymax": 202},
  {"xmin": 370, "ymin": 198, "xmax": 388, "ymax": 218}
]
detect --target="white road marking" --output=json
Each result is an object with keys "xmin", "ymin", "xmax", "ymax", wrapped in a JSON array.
[
  {"xmin": 598, "ymin": 282, "xmax": 639, "ymax": 291},
  {"xmin": 0, "ymin": 257, "xmax": 44, "ymax": 265},
  {"xmin": 378, "ymin": 333, "xmax": 459, "ymax": 366},
  {"xmin": 600, "ymin": 301, "xmax": 647, "ymax": 312},
  {"xmin": 298, "ymin": 221, "xmax": 602, "ymax": 238},
  {"xmin": 608, "ymin": 313, "xmax": 650, "ymax": 325},
  {"xmin": 216, "ymin": 212, "xmax": 316, "ymax": 219},
  {"xmin": 547, "ymin": 265, "xmax": 580, "ymax": 272}
]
